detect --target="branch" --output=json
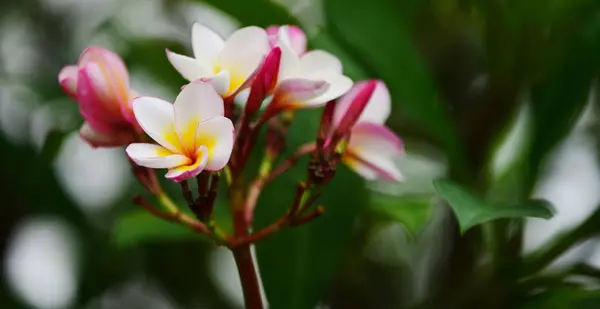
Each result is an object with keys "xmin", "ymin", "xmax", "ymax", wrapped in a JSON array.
[{"xmin": 133, "ymin": 195, "xmax": 212, "ymax": 236}]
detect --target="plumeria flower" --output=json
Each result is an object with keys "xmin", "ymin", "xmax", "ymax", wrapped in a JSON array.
[
  {"xmin": 58, "ymin": 47, "xmax": 139, "ymax": 147},
  {"xmin": 333, "ymin": 80, "xmax": 404, "ymax": 181},
  {"xmin": 266, "ymin": 25, "xmax": 306, "ymax": 55},
  {"xmin": 166, "ymin": 23, "xmax": 270, "ymax": 98},
  {"xmin": 263, "ymin": 26, "xmax": 353, "ymax": 115},
  {"xmin": 126, "ymin": 82, "xmax": 234, "ymax": 182}
]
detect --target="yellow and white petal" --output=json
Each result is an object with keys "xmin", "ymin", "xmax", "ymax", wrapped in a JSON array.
[
  {"xmin": 192, "ymin": 22, "xmax": 225, "ymax": 64},
  {"xmin": 166, "ymin": 49, "xmax": 212, "ymax": 81},
  {"xmin": 299, "ymin": 50, "xmax": 343, "ymax": 76},
  {"xmin": 165, "ymin": 146, "xmax": 209, "ymax": 182},
  {"xmin": 173, "ymin": 82, "xmax": 224, "ymax": 150},
  {"xmin": 132, "ymin": 96, "xmax": 183, "ymax": 153},
  {"xmin": 304, "ymin": 73, "xmax": 353, "ymax": 105},
  {"xmin": 194, "ymin": 117, "xmax": 234, "ymax": 171},
  {"xmin": 272, "ymin": 78, "xmax": 330, "ymax": 109},
  {"xmin": 126, "ymin": 143, "xmax": 191, "ymax": 168}
]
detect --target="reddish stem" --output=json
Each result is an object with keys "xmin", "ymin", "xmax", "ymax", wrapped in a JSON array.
[
  {"xmin": 232, "ymin": 246, "xmax": 264, "ymax": 309},
  {"xmin": 133, "ymin": 196, "xmax": 211, "ymax": 235},
  {"xmin": 268, "ymin": 143, "xmax": 316, "ymax": 181}
]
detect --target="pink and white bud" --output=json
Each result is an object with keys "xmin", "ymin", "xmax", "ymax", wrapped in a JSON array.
[
  {"xmin": 58, "ymin": 46, "xmax": 139, "ymax": 148},
  {"xmin": 267, "ymin": 25, "xmax": 307, "ymax": 56},
  {"xmin": 331, "ymin": 80, "xmax": 404, "ymax": 182}
]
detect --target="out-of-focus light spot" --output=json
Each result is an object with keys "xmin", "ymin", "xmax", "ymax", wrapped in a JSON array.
[
  {"xmin": 84, "ymin": 280, "xmax": 179, "ymax": 309},
  {"xmin": 29, "ymin": 100, "xmax": 77, "ymax": 151},
  {"xmin": 525, "ymin": 101, "xmax": 600, "ymax": 269},
  {"xmin": 0, "ymin": 85, "xmax": 38, "ymax": 145},
  {"xmin": 4, "ymin": 217, "xmax": 79, "ymax": 309},
  {"xmin": 115, "ymin": 0, "xmax": 182, "ymax": 40},
  {"xmin": 208, "ymin": 246, "xmax": 268, "ymax": 309},
  {"xmin": 178, "ymin": 2, "xmax": 240, "ymax": 37},
  {"xmin": 54, "ymin": 132, "xmax": 131, "ymax": 212},
  {"xmin": 130, "ymin": 70, "xmax": 176, "ymax": 101},
  {"xmin": 272, "ymin": 0, "xmax": 324, "ymax": 33},
  {"xmin": 0, "ymin": 16, "xmax": 37, "ymax": 75}
]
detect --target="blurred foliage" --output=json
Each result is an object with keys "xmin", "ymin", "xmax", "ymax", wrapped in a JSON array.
[{"xmin": 3, "ymin": 0, "xmax": 600, "ymax": 309}]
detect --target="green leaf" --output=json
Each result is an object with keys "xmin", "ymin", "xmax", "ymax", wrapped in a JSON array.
[
  {"xmin": 255, "ymin": 110, "xmax": 367, "ymax": 309},
  {"xmin": 433, "ymin": 179, "xmax": 554, "ymax": 233},
  {"xmin": 370, "ymin": 194, "xmax": 433, "ymax": 236},
  {"xmin": 112, "ymin": 210, "xmax": 204, "ymax": 247},
  {"xmin": 198, "ymin": 0, "xmax": 298, "ymax": 27}
]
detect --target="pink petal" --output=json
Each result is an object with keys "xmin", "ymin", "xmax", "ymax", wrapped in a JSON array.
[
  {"xmin": 270, "ymin": 78, "xmax": 329, "ymax": 110},
  {"xmin": 334, "ymin": 80, "xmax": 391, "ymax": 128},
  {"xmin": 58, "ymin": 65, "xmax": 78, "ymax": 99},
  {"xmin": 268, "ymin": 25, "xmax": 306, "ymax": 55},
  {"xmin": 79, "ymin": 122, "xmax": 134, "ymax": 148},
  {"xmin": 165, "ymin": 146, "xmax": 209, "ymax": 182}
]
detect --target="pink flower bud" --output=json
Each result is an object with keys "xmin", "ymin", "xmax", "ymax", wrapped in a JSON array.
[
  {"xmin": 58, "ymin": 47, "xmax": 138, "ymax": 147},
  {"xmin": 244, "ymin": 47, "xmax": 282, "ymax": 120},
  {"xmin": 329, "ymin": 80, "xmax": 377, "ymax": 146},
  {"xmin": 267, "ymin": 25, "xmax": 307, "ymax": 55}
]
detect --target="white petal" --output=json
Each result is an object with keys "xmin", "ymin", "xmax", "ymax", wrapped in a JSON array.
[
  {"xmin": 273, "ymin": 78, "xmax": 329, "ymax": 109},
  {"xmin": 199, "ymin": 70, "xmax": 231, "ymax": 96},
  {"xmin": 195, "ymin": 117, "xmax": 234, "ymax": 171},
  {"xmin": 126, "ymin": 143, "xmax": 190, "ymax": 168},
  {"xmin": 132, "ymin": 96, "xmax": 182, "ymax": 153},
  {"xmin": 299, "ymin": 50, "xmax": 343, "ymax": 76},
  {"xmin": 166, "ymin": 50, "xmax": 212, "ymax": 81},
  {"xmin": 305, "ymin": 73, "xmax": 353, "ymax": 105},
  {"xmin": 192, "ymin": 22, "xmax": 225, "ymax": 64},
  {"xmin": 174, "ymin": 82, "xmax": 224, "ymax": 135},
  {"xmin": 277, "ymin": 42, "xmax": 300, "ymax": 81},
  {"xmin": 344, "ymin": 155, "xmax": 403, "ymax": 182},
  {"xmin": 165, "ymin": 146, "xmax": 209, "ymax": 182}
]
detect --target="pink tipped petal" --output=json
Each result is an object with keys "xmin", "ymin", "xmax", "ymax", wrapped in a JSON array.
[
  {"xmin": 194, "ymin": 117, "xmax": 234, "ymax": 171},
  {"xmin": 126, "ymin": 143, "xmax": 191, "ymax": 168},
  {"xmin": 77, "ymin": 66, "xmax": 126, "ymax": 134},
  {"xmin": 287, "ymin": 26, "xmax": 307, "ymax": 55},
  {"xmin": 79, "ymin": 122, "xmax": 133, "ymax": 148},
  {"xmin": 343, "ymin": 154, "xmax": 403, "ymax": 181},
  {"xmin": 305, "ymin": 74, "xmax": 353, "ymax": 105},
  {"xmin": 344, "ymin": 122, "xmax": 404, "ymax": 181},
  {"xmin": 273, "ymin": 78, "xmax": 330, "ymax": 108},
  {"xmin": 192, "ymin": 22, "xmax": 225, "ymax": 63},
  {"xmin": 197, "ymin": 70, "xmax": 231, "ymax": 96},
  {"xmin": 132, "ymin": 96, "xmax": 182, "ymax": 153},
  {"xmin": 299, "ymin": 50, "xmax": 343, "ymax": 76},
  {"xmin": 58, "ymin": 65, "xmax": 78, "ymax": 98},
  {"xmin": 165, "ymin": 146, "xmax": 209, "ymax": 182},
  {"xmin": 166, "ymin": 49, "xmax": 212, "ymax": 81}
]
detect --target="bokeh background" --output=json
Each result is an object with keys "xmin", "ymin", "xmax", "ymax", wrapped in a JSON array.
[{"xmin": 3, "ymin": 0, "xmax": 600, "ymax": 308}]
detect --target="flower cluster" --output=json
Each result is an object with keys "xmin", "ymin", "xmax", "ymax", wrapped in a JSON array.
[{"xmin": 58, "ymin": 23, "xmax": 404, "ymax": 245}]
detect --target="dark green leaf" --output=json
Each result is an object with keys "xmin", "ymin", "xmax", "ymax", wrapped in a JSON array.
[
  {"xmin": 433, "ymin": 179, "xmax": 554, "ymax": 233},
  {"xmin": 198, "ymin": 0, "xmax": 298, "ymax": 27},
  {"xmin": 255, "ymin": 110, "xmax": 367, "ymax": 309},
  {"xmin": 112, "ymin": 210, "xmax": 204, "ymax": 247}
]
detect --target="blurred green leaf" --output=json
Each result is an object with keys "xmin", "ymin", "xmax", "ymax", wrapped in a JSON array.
[
  {"xmin": 255, "ymin": 110, "xmax": 367, "ymax": 309},
  {"xmin": 433, "ymin": 179, "xmax": 554, "ymax": 233},
  {"xmin": 324, "ymin": 0, "xmax": 466, "ymax": 172},
  {"xmin": 370, "ymin": 194, "xmax": 433, "ymax": 236},
  {"xmin": 527, "ymin": 8, "xmax": 600, "ymax": 184},
  {"xmin": 112, "ymin": 210, "xmax": 204, "ymax": 247},
  {"xmin": 199, "ymin": 0, "xmax": 298, "ymax": 27}
]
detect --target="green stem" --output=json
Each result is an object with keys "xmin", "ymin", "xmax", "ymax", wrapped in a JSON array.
[{"xmin": 522, "ymin": 206, "xmax": 600, "ymax": 276}]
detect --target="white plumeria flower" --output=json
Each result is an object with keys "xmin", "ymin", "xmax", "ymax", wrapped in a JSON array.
[
  {"xmin": 333, "ymin": 80, "xmax": 404, "ymax": 181},
  {"xmin": 126, "ymin": 82, "xmax": 234, "ymax": 182},
  {"xmin": 266, "ymin": 26, "xmax": 353, "ymax": 110},
  {"xmin": 166, "ymin": 23, "xmax": 270, "ymax": 98}
]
